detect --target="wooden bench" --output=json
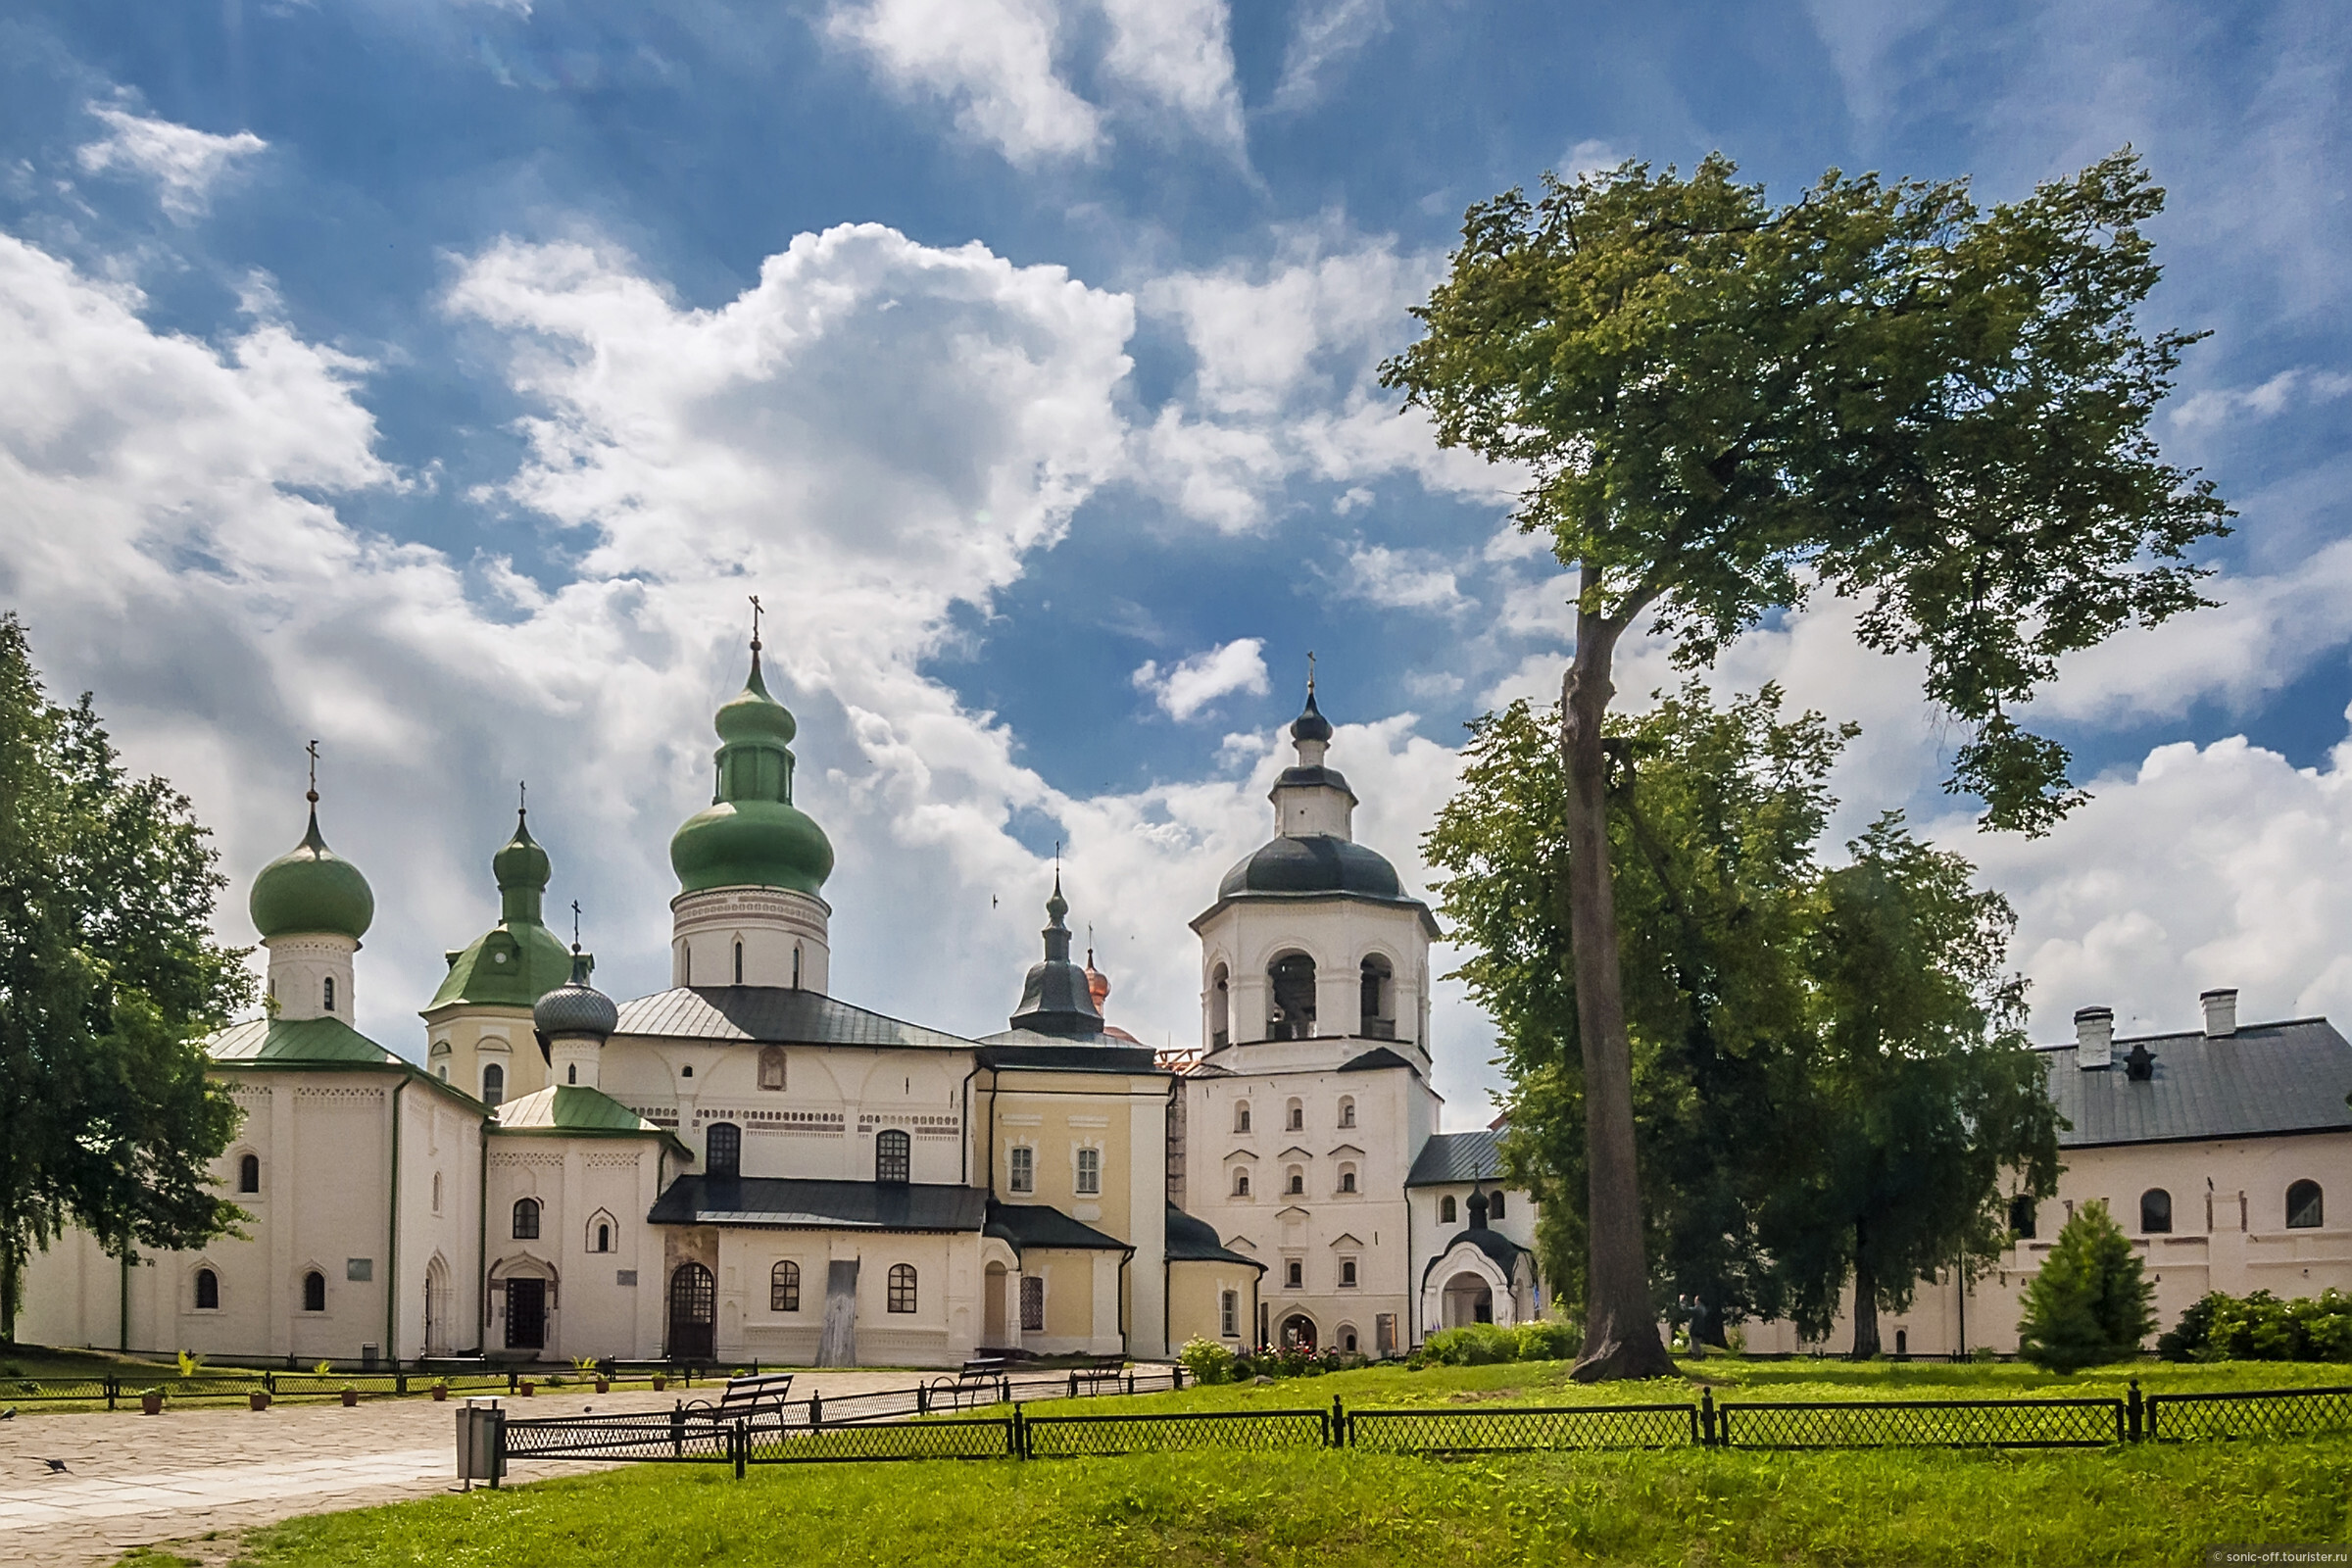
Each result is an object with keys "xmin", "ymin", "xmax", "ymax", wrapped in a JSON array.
[
  {"xmin": 1071, "ymin": 1354, "xmax": 1126, "ymax": 1392},
  {"xmin": 686, "ymin": 1371, "xmax": 796, "ymax": 1423},
  {"xmin": 956, "ymin": 1357, "xmax": 1009, "ymax": 1382},
  {"xmin": 925, "ymin": 1357, "xmax": 1010, "ymax": 1412}
]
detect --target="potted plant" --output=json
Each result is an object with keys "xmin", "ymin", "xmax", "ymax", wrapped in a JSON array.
[
  {"xmin": 430, "ymin": 1378, "xmax": 450, "ymax": 1402},
  {"xmin": 651, "ymin": 1371, "xmax": 666, "ymax": 1392},
  {"xmin": 339, "ymin": 1384, "xmax": 360, "ymax": 1407},
  {"xmin": 138, "ymin": 1387, "xmax": 164, "ymax": 1416},
  {"xmin": 518, "ymin": 1377, "xmax": 535, "ymax": 1397},
  {"xmin": 249, "ymin": 1389, "xmax": 271, "ymax": 1411},
  {"xmin": 575, "ymin": 1355, "xmax": 609, "ymax": 1394}
]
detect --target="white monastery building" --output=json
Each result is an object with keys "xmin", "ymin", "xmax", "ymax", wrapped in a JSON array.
[
  {"xmin": 23, "ymin": 652, "xmax": 1536, "ymax": 1367},
  {"xmin": 26, "ymin": 638, "xmax": 2349, "ymax": 1368}
]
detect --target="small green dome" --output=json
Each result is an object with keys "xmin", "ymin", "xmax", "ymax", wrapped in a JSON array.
[
  {"xmin": 492, "ymin": 809, "xmax": 552, "ymax": 902},
  {"xmin": 669, "ymin": 650, "xmax": 834, "ymax": 896},
  {"xmin": 250, "ymin": 809, "xmax": 374, "ymax": 941}
]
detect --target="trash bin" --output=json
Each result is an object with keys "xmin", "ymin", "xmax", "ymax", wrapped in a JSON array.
[
  {"xmin": 361, "ymin": 1344, "xmax": 379, "ymax": 1371},
  {"xmin": 456, "ymin": 1399, "xmax": 506, "ymax": 1490}
]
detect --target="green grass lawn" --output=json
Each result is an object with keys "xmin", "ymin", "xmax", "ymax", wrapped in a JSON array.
[{"xmin": 145, "ymin": 1359, "xmax": 2352, "ymax": 1567}]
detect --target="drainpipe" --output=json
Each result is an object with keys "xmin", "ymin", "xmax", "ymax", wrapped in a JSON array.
[
  {"xmin": 387, "ymin": 1076, "xmax": 407, "ymax": 1361},
  {"xmin": 959, "ymin": 1060, "xmax": 980, "ymax": 1186},
  {"xmin": 476, "ymin": 1109, "xmax": 491, "ymax": 1352},
  {"xmin": 1403, "ymin": 1189, "xmax": 1415, "ymax": 1349},
  {"xmin": 120, "ymin": 1255, "xmax": 130, "ymax": 1353}
]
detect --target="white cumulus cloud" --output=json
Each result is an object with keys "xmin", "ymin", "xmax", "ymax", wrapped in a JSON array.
[
  {"xmin": 75, "ymin": 105, "xmax": 267, "ymax": 219},
  {"xmin": 1133, "ymin": 637, "xmax": 1271, "ymax": 720}
]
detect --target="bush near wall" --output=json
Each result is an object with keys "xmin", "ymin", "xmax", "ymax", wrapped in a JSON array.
[
  {"xmin": 2158, "ymin": 1290, "xmax": 2352, "ymax": 1362},
  {"xmin": 1417, "ymin": 1320, "xmax": 1579, "ymax": 1367}
]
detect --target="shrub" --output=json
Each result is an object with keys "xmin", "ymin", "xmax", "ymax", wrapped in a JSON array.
[
  {"xmin": 2018, "ymin": 1200, "xmax": 2155, "ymax": 1371},
  {"xmin": 1512, "ymin": 1319, "xmax": 1578, "ymax": 1362},
  {"xmin": 1422, "ymin": 1324, "xmax": 1518, "ymax": 1366},
  {"xmin": 2163, "ymin": 1289, "xmax": 2352, "ymax": 1362},
  {"xmin": 1177, "ymin": 1336, "xmax": 1234, "ymax": 1385}
]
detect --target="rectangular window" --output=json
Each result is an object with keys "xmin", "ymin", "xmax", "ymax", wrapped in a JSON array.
[
  {"xmin": 1009, "ymin": 1146, "xmax": 1034, "ymax": 1194},
  {"xmin": 1285, "ymin": 1258, "xmax": 1302, "ymax": 1289},
  {"xmin": 1075, "ymin": 1147, "xmax": 1102, "ymax": 1195},
  {"xmin": 1220, "ymin": 1291, "xmax": 1238, "ymax": 1337},
  {"xmin": 346, "ymin": 1258, "xmax": 373, "ymax": 1282},
  {"xmin": 1340, "ymin": 1257, "xmax": 1357, "ymax": 1288},
  {"xmin": 1020, "ymin": 1275, "xmax": 1045, "ymax": 1332}
]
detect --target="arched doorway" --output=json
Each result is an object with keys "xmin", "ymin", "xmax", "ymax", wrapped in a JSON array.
[
  {"xmin": 1279, "ymin": 1313, "xmax": 1318, "ymax": 1352},
  {"xmin": 668, "ymin": 1262, "xmax": 715, "ymax": 1362},
  {"xmin": 983, "ymin": 1261, "xmax": 1008, "ymax": 1346},
  {"xmin": 1443, "ymin": 1271, "xmax": 1494, "ymax": 1328}
]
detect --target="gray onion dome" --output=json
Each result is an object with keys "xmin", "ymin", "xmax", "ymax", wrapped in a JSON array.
[{"xmin": 533, "ymin": 951, "xmax": 618, "ymax": 1039}]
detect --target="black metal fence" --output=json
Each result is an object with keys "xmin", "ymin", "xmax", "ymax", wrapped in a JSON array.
[{"xmin": 485, "ymin": 1380, "xmax": 2352, "ymax": 1478}]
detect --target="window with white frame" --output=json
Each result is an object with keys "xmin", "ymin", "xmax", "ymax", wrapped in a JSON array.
[
  {"xmin": 1287, "ymin": 1165, "xmax": 1304, "ymax": 1196},
  {"xmin": 1339, "ymin": 1257, "xmax": 1358, "ymax": 1288},
  {"xmin": 1284, "ymin": 1258, "xmax": 1302, "ymax": 1289},
  {"xmin": 1009, "ymin": 1145, "xmax": 1035, "ymax": 1194},
  {"xmin": 1220, "ymin": 1290, "xmax": 1238, "ymax": 1337},
  {"xmin": 1234, "ymin": 1101, "xmax": 1251, "ymax": 1133},
  {"xmin": 1339, "ymin": 1163, "xmax": 1357, "ymax": 1194},
  {"xmin": 1233, "ymin": 1168, "xmax": 1251, "ymax": 1198},
  {"xmin": 1337, "ymin": 1096, "xmax": 1355, "ymax": 1128},
  {"xmin": 1075, "ymin": 1147, "xmax": 1102, "ymax": 1195},
  {"xmin": 1020, "ymin": 1275, "xmax": 1045, "ymax": 1331}
]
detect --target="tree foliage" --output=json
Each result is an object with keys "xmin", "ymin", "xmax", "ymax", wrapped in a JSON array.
[
  {"xmin": 1428, "ymin": 684, "xmax": 2060, "ymax": 1354},
  {"xmin": 0, "ymin": 614, "xmax": 250, "ymax": 1336},
  {"xmin": 2017, "ymin": 1200, "xmax": 2157, "ymax": 1371},
  {"xmin": 1387, "ymin": 147, "xmax": 2226, "ymax": 1377}
]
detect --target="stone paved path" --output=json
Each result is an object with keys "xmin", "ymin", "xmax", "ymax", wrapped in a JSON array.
[{"xmin": 0, "ymin": 1370, "xmax": 926, "ymax": 1567}]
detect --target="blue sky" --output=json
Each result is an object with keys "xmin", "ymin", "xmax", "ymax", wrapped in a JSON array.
[{"xmin": 2, "ymin": 0, "xmax": 2348, "ymax": 1124}]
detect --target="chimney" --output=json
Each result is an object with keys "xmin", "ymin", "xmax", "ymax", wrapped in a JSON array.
[
  {"xmin": 2075, "ymin": 1006, "xmax": 2114, "ymax": 1069},
  {"xmin": 2201, "ymin": 988, "xmax": 2238, "ymax": 1039}
]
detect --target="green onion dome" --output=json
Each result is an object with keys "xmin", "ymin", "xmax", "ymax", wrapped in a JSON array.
[
  {"xmin": 250, "ymin": 807, "xmax": 374, "ymax": 941},
  {"xmin": 669, "ymin": 649, "xmax": 835, "ymax": 897}
]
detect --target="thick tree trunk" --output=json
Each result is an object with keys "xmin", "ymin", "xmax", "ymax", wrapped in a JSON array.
[
  {"xmin": 1850, "ymin": 1220, "xmax": 1882, "ymax": 1359},
  {"xmin": 1561, "ymin": 595, "xmax": 1676, "ymax": 1383}
]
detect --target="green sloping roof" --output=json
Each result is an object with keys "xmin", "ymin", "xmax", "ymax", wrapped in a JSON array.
[
  {"xmin": 209, "ymin": 1015, "xmax": 403, "ymax": 1065},
  {"xmin": 429, "ymin": 919, "xmax": 575, "ymax": 1010},
  {"xmin": 499, "ymin": 1085, "xmax": 662, "ymax": 1135}
]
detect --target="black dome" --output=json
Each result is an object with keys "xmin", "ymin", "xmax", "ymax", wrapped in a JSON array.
[
  {"xmin": 1291, "ymin": 689, "xmax": 1333, "ymax": 745},
  {"xmin": 1218, "ymin": 834, "xmax": 1403, "ymax": 900},
  {"xmin": 533, "ymin": 979, "xmax": 618, "ymax": 1039}
]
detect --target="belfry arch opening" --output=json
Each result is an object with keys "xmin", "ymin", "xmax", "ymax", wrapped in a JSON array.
[
  {"xmin": 1359, "ymin": 955, "xmax": 1394, "ymax": 1039},
  {"xmin": 1209, "ymin": 963, "xmax": 1230, "ymax": 1049},
  {"xmin": 1269, "ymin": 953, "xmax": 1316, "ymax": 1041}
]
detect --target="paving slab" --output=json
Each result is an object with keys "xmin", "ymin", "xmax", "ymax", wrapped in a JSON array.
[{"xmin": 0, "ymin": 1370, "xmax": 926, "ymax": 1567}]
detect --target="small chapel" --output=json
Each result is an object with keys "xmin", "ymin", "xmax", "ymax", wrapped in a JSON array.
[{"xmin": 20, "ymin": 638, "xmax": 1540, "ymax": 1367}]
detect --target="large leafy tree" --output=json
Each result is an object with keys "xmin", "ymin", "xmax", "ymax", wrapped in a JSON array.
[
  {"xmin": 1429, "ymin": 684, "xmax": 1841, "ymax": 1339},
  {"xmin": 1385, "ymin": 152, "xmax": 2228, "ymax": 1377},
  {"xmin": 0, "ymin": 614, "xmax": 249, "ymax": 1341},
  {"xmin": 1768, "ymin": 817, "xmax": 2062, "ymax": 1356}
]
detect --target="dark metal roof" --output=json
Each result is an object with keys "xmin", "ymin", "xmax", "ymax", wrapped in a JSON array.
[
  {"xmin": 2039, "ymin": 1017, "xmax": 2352, "ymax": 1148},
  {"xmin": 647, "ymin": 1176, "xmax": 987, "ymax": 1231},
  {"xmin": 1339, "ymin": 1046, "xmax": 1418, "ymax": 1075},
  {"xmin": 977, "ymin": 1038, "xmax": 1165, "ymax": 1073},
  {"xmin": 614, "ymin": 987, "xmax": 975, "ymax": 1050},
  {"xmin": 1218, "ymin": 834, "xmax": 1401, "ymax": 900},
  {"xmin": 1406, "ymin": 1129, "xmax": 1507, "ymax": 1187},
  {"xmin": 984, "ymin": 1201, "xmax": 1130, "ymax": 1253},
  {"xmin": 1421, "ymin": 1227, "xmax": 1526, "ymax": 1285},
  {"xmin": 1164, "ymin": 1203, "xmax": 1264, "ymax": 1269}
]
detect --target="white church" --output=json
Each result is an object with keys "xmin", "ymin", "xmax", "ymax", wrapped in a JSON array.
[{"xmin": 22, "ymin": 648, "xmax": 1541, "ymax": 1367}]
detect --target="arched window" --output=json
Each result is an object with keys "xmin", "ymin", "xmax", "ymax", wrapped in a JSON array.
[
  {"xmin": 1286, "ymin": 1099, "xmax": 1304, "ymax": 1132},
  {"xmin": 481, "ymin": 1062, "xmax": 505, "ymax": 1108},
  {"xmin": 792, "ymin": 945, "xmax": 803, "ymax": 990},
  {"xmin": 596, "ymin": 1222, "xmax": 611, "ymax": 1251},
  {"xmin": 322, "ymin": 974, "xmax": 336, "ymax": 1013},
  {"xmin": 1342, "ymin": 1325, "xmax": 1358, "ymax": 1352},
  {"xmin": 1358, "ymin": 956, "xmax": 1394, "ymax": 1039},
  {"xmin": 1440, "ymin": 1195, "xmax": 1457, "ymax": 1225},
  {"xmin": 437, "ymin": 1063, "xmax": 449, "ymax": 1081},
  {"xmin": 733, "ymin": 940, "xmax": 745, "ymax": 985},
  {"xmin": 772, "ymin": 1259, "xmax": 801, "ymax": 1312},
  {"xmin": 2140, "ymin": 1188, "xmax": 2173, "ymax": 1234},
  {"xmin": 238, "ymin": 1153, "xmax": 261, "ymax": 1194},
  {"xmin": 566, "ymin": 1063, "xmax": 578, "ymax": 1085},
  {"xmin": 513, "ymin": 1198, "xmax": 541, "ymax": 1240},
  {"xmin": 707, "ymin": 1122, "xmax": 742, "ymax": 1179},
  {"xmin": 1209, "ymin": 962, "xmax": 1231, "ymax": 1049},
  {"xmin": 195, "ymin": 1268, "xmax": 220, "ymax": 1310},
  {"xmin": 760, "ymin": 1047, "xmax": 787, "ymax": 1091},
  {"xmin": 1233, "ymin": 1168, "xmax": 1251, "ymax": 1198},
  {"xmin": 1287, "ymin": 1166, "xmax": 1305, "ymax": 1196},
  {"xmin": 1234, "ymin": 1101, "xmax": 1251, "ymax": 1133},
  {"xmin": 887, "ymin": 1263, "xmax": 917, "ymax": 1313},
  {"xmin": 876, "ymin": 1129, "xmax": 910, "ymax": 1184},
  {"xmin": 1489, "ymin": 1191, "xmax": 1505, "ymax": 1219},
  {"xmin": 2288, "ymin": 1180, "xmax": 2325, "ymax": 1229},
  {"xmin": 1269, "ymin": 953, "xmax": 1317, "ymax": 1040},
  {"xmin": 1339, "ymin": 1164, "xmax": 1357, "ymax": 1194},
  {"xmin": 1337, "ymin": 1097, "xmax": 1355, "ymax": 1129},
  {"xmin": 301, "ymin": 1270, "xmax": 325, "ymax": 1312},
  {"xmin": 1340, "ymin": 1258, "xmax": 1357, "ymax": 1288},
  {"xmin": 1285, "ymin": 1259, "xmax": 1302, "ymax": 1289}
]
